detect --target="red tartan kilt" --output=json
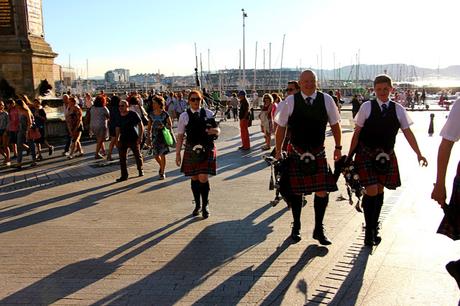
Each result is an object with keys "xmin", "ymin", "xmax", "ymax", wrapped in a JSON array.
[
  {"xmin": 437, "ymin": 163, "xmax": 460, "ymax": 240},
  {"xmin": 181, "ymin": 144, "xmax": 217, "ymax": 176},
  {"xmin": 286, "ymin": 154, "xmax": 337, "ymax": 195},
  {"xmin": 354, "ymin": 148, "xmax": 401, "ymax": 189}
]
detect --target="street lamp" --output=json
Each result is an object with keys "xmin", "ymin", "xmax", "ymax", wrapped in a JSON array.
[{"xmin": 242, "ymin": 8, "xmax": 247, "ymax": 90}]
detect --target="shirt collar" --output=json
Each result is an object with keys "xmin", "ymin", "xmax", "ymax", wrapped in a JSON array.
[
  {"xmin": 376, "ymin": 98, "xmax": 391, "ymax": 105},
  {"xmin": 300, "ymin": 91, "xmax": 317, "ymax": 100}
]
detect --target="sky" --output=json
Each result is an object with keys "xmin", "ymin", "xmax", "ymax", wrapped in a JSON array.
[{"xmin": 42, "ymin": 0, "xmax": 460, "ymax": 78}]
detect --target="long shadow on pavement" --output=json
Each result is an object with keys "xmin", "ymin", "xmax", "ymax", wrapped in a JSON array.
[
  {"xmin": 0, "ymin": 176, "xmax": 154, "ymax": 234},
  {"xmin": 327, "ymin": 246, "xmax": 371, "ymax": 306},
  {"xmin": 90, "ymin": 203, "xmax": 287, "ymax": 305},
  {"xmin": 195, "ymin": 242, "xmax": 328, "ymax": 305},
  {"xmin": 0, "ymin": 216, "xmax": 197, "ymax": 305}
]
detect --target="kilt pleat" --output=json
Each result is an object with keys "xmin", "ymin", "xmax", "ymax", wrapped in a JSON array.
[
  {"xmin": 354, "ymin": 146, "xmax": 401, "ymax": 189},
  {"xmin": 181, "ymin": 144, "xmax": 217, "ymax": 176},
  {"xmin": 437, "ymin": 167, "xmax": 460, "ymax": 240},
  {"xmin": 286, "ymin": 147, "xmax": 337, "ymax": 194}
]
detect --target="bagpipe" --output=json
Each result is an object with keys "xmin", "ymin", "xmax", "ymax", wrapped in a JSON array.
[
  {"xmin": 333, "ymin": 155, "xmax": 364, "ymax": 212},
  {"xmin": 262, "ymin": 151, "xmax": 289, "ymax": 207},
  {"xmin": 263, "ymin": 151, "xmax": 364, "ymax": 211}
]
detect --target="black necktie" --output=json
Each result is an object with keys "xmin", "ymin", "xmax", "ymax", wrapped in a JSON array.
[
  {"xmin": 381, "ymin": 103, "xmax": 388, "ymax": 116},
  {"xmin": 305, "ymin": 97, "xmax": 312, "ymax": 106}
]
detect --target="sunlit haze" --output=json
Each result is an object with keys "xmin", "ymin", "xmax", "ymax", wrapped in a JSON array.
[{"xmin": 43, "ymin": 0, "xmax": 460, "ymax": 77}]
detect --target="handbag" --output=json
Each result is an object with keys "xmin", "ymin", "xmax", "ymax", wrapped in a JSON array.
[
  {"xmin": 27, "ymin": 127, "xmax": 41, "ymax": 140},
  {"xmin": 162, "ymin": 127, "xmax": 174, "ymax": 146}
]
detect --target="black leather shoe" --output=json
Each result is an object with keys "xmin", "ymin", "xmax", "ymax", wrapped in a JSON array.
[
  {"xmin": 291, "ymin": 228, "xmax": 301, "ymax": 243},
  {"xmin": 116, "ymin": 177, "xmax": 128, "ymax": 182},
  {"xmin": 192, "ymin": 208, "xmax": 200, "ymax": 216},
  {"xmin": 202, "ymin": 204, "xmax": 209, "ymax": 219},
  {"xmin": 138, "ymin": 170, "xmax": 144, "ymax": 177},
  {"xmin": 364, "ymin": 229, "xmax": 374, "ymax": 246},
  {"xmin": 313, "ymin": 227, "xmax": 332, "ymax": 245}
]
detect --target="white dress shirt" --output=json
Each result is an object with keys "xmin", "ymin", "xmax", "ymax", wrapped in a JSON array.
[
  {"xmin": 440, "ymin": 98, "xmax": 460, "ymax": 142},
  {"xmin": 274, "ymin": 91, "xmax": 340, "ymax": 127},
  {"xmin": 354, "ymin": 99, "xmax": 413, "ymax": 130},
  {"xmin": 177, "ymin": 108, "xmax": 215, "ymax": 135}
]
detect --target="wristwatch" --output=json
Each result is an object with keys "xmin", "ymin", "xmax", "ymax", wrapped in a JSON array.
[{"xmin": 335, "ymin": 145, "xmax": 342, "ymax": 150}]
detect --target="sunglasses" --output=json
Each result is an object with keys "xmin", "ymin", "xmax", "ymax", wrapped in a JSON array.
[{"xmin": 190, "ymin": 97, "xmax": 201, "ymax": 102}]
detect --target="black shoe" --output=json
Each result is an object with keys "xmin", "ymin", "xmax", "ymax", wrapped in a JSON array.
[
  {"xmin": 138, "ymin": 170, "xmax": 144, "ymax": 177},
  {"xmin": 116, "ymin": 177, "xmax": 128, "ymax": 182},
  {"xmin": 313, "ymin": 227, "xmax": 332, "ymax": 245},
  {"xmin": 49, "ymin": 146, "xmax": 54, "ymax": 156},
  {"xmin": 192, "ymin": 207, "xmax": 201, "ymax": 216},
  {"xmin": 446, "ymin": 261, "xmax": 460, "ymax": 289},
  {"xmin": 291, "ymin": 227, "xmax": 301, "ymax": 243},
  {"xmin": 202, "ymin": 204, "xmax": 209, "ymax": 219},
  {"xmin": 364, "ymin": 228, "xmax": 375, "ymax": 247}
]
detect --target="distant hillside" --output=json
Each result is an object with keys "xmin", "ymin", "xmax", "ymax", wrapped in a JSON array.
[{"xmin": 313, "ymin": 64, "xmax": 460, "ymax": 81}]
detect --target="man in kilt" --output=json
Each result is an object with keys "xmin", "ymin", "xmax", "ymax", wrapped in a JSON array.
[
  {"xmin": 275, "ymin": 70, "xmax": 342, "ymax": 244},
  {"xmin": 432, "ymin": 99, "xmax": 460, "ymax": 288},
  {"xmin": 176, "ymin": 90, "xmax": 220, "ymax": 219},
  {"xmin": 348, "ymin": 74, "xmax": 427, "ymax": 246}
]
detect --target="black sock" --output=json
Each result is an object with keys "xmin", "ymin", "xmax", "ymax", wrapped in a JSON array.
[
  {"xmin": 191, "ymin": 179, "xmax": 201, "ymax": 207},
  {"xmin": 199, "ymin": 181, "xmax": 210, "ymax": 206},
  {"xmin": 374, "ymin": 193, "xmax": 384, "ymax": 228},
  {"xmin": 287, "ymin": 194, "xmax": 302, "ymax": 229},
  {"xmin": 362, "ymin": 194, "xmax": 377, "ymax": 231},
  {"xmin": 314, "ymin": 194, "xmax": 329, "ymax": 229}
]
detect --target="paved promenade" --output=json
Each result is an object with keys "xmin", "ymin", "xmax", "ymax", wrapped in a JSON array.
[{"xmin": 0, "ymin": 108, "xmax": 459, "ymax": 305}]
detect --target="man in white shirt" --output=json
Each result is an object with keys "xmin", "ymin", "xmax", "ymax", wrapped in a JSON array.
[
  {"xmin": 431, "ymin": 99, "xmax": 460, "ymax": 288},
  {"xmin": 275, "ymin": 70, "xmax": 342, "ymax": 244},
  {"xmin": 347, "ymin": 74, "xmax": 427, "ymax": 247}
]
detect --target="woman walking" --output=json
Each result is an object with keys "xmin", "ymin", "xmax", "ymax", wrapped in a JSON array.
[
  {"xmin": 146, "ymin": 95, "xmax": 173, "ymax": 180},
  {"xmin": 0, "ymin": 100, "xmax": 10, "ymax": 166},
  {"xmin": 175, "ymin": 90, "xmax": 220, "ymax": 218},
  {"xmin": 15, "ymin": 99, "xmax": 36, "ymax": 169},
  {"xmin": 31, "ymin": 98, "xmax": 54, "ymax": 160},
  {"xmin": 89, "ymin": 95, "xmax": 110, "ymax": 159},
  {"xmin": 259, "ymin": 93, "xmax": 273, "ymax": 150},
  {"xmin": 66, "ymin": 97, "xmax": 84, "ymax": 159},
  {"xmin": 107, "ymin": 95, "xmax": 121, "ymax": 161}
]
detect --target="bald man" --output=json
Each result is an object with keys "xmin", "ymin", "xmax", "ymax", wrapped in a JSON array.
[{"xmin": 275, "ymin": 70, "xmax": 342, "ymax": 244}]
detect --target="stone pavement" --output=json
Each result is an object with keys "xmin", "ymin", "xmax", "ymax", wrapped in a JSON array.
[{"xmin": 0, "ymin": 109, "xmax": 459, "ymax": 305}]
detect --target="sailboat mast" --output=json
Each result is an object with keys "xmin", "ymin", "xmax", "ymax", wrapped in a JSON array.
[
  {"xmin": 278, "ymin": 34, "xmax": 285, "ymax": 92},
  {"xmin": 253, "ymin": 41, "xmax": 257, "ymax": 94}
]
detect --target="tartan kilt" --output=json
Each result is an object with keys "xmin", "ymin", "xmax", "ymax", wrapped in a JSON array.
[
  {"xmin": 354, "ymin": 146, "xmax": 401, "ymax": 189},
  {"xmin": 181, "ymin": 144, "xmax": 217, "ymax": 176},
  {"xmin": 437, "ymin": 164, "xmax": 460, "ymax": 240},
  {"xmin": 286, "ymin": 148, "xmax": 337, "ymax": 195}
]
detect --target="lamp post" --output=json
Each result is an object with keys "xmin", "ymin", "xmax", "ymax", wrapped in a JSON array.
[{"xmin": 242, "ymin": 8, "xmax": 247, "ymax": 90}]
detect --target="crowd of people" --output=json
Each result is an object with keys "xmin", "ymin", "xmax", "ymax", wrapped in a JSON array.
[
  {"xmin": 0, "ymin": 96, "xmax": 55, "ymax": 169},
  {"xmin": 1, "ymin": 70, "xmax": 459, "ymax": 289}
]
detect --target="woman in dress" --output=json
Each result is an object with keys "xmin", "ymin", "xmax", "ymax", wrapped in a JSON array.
[
  {"xmin": 31, "ymin": 98, "xmax": 54, "ymax": 160},
  {"xmin": 146, "ymin": 95, "xmax": 173, "ymax": 180},
  {"xmin": 259, "ymin": 93, "xmax": 273, "ymax": 150},
  {"xmin": 89, "ymin": 95, "xmax": 110, "ymax": 159},
  {"xmin": 15, "ymin": 99, "xmax": 36, "ymax": 169},
  {"xmin": 66, "ymin": 96, "xmax": 84, "ymax": 159},
  {"xmin": 107, "ymin": 95, "xmax": 121, "ymax": 161},
  {"xmin": 175, "ymin": 90, "xmax": 220, "ymax": 218},
  {"xmin": 0, "ymin": 100, "xmax": 10, "ymax": 166}
]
